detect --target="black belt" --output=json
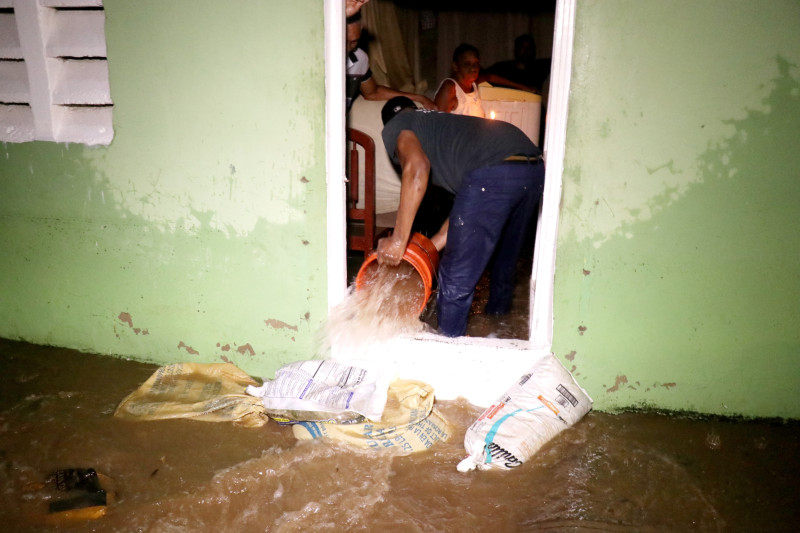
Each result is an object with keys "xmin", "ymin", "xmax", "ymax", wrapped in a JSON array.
[{"xmin": 503, "ymin": 154, "xmax": 544, "ymax": 163}]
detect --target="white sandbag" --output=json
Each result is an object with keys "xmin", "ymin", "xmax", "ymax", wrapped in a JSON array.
[
  {"xmin": 457, "ymin": 353, "xmax": 592, "ymax": 472},
  {"xmin": 245, "ymin": 360, "xmax": 389, "ymax": 424}
]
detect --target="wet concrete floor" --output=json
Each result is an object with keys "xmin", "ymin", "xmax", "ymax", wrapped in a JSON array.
[{"xmin": 1, "ymin": 338, "xmax": 799, "ymax": 532}]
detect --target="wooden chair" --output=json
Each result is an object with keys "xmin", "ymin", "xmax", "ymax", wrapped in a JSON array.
[{"xmin": 346, "ymin": 128, "xmax": 377, "ymax": 256}]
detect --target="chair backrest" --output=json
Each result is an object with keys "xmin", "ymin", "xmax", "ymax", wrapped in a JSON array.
[{"xmin": 346, "ymin": 128, "xmax": 376, "ymax": 255}]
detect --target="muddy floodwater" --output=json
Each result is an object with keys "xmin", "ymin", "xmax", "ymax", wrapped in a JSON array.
[{"xmin": 1, "ymin": 338, "xmax": 799, "ymax": 532}]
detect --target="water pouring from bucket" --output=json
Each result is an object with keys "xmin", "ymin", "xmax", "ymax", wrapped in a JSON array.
[
  {"xmin": 320, "ymin": 233, "xmax": 439, "ymax": 358},
  {"xmin": 356, "ymin": 232, "xmax": 439, "ymax": 317}
]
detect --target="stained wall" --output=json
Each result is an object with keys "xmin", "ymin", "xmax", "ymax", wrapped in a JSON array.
[
  {"xmin": 2, "ymin": 0, "xmax": 799, "ymax": 419},
  {"xmin": 0, "ymin": 1, "xmax": 328, "ymax": 377},
  {"xmin": 552, "ymin": 0, "xmax": 800, "ymax": 417}
]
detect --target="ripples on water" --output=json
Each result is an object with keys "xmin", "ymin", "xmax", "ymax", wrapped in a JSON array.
[{"xmin": 1, "ymin": 339, "xmax": 799, "ymax": 532}]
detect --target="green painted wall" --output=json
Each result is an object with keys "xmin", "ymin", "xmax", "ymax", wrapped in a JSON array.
[
  {"xmin": 0, "ymin": 1, "xmax": 328, "ymax": 377},
  {"xmin": 2, "ymin": 0, "xmax": 798, "ymax": 420},
  {"xmin": 553, "ymin": 0, "xmax": 800, "ymax": 418}
]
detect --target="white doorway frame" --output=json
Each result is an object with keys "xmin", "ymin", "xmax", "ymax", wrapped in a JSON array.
[{"xmin": 324, "ymin": 0, "xmax": 576, "ymax": 407}]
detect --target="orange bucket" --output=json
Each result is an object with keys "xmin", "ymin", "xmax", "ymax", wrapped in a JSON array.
[{"xmin": 355, "ymin": 232, "xmax": 440, "ymax": 316}]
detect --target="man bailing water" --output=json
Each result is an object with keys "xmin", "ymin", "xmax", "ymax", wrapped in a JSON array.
[{"xmin": 377, "ymin": 96, "xmax": 545, "ymax": 337}]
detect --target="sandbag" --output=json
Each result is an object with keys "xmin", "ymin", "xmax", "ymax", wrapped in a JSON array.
[
  {"xmin": 114, "ymin": 362, "xmax": 269, "ymax": 428},
  {"xmin": 293, "ymin": 379, "xmax": 451, "ymax": 454},
  {"xmin": 246, "ymin": 359, "xmax": 389, "ymax": 424},
  {"xmin": 457, "ymin": 353, "xmax": 592, "ymax": 471}
]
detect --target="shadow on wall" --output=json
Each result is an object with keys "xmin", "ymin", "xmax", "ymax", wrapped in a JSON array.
[{"xmin": 697, "ymin": 56, "xmax": 799, "ymax": 191}]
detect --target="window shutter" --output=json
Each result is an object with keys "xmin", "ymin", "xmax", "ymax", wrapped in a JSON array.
[{"xmin": 0, "ymin": 0, "xmax": 113, "ymax": 145}]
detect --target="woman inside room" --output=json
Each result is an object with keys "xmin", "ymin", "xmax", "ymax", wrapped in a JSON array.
[{"xmin": 434, "ymin": 43, "xmax": 537, "ymax": 117}]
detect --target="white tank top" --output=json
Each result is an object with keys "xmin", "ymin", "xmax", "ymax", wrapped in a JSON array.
[{"xmin": 436, "ymin": 78, "xmax": 485, "ymax": 118}]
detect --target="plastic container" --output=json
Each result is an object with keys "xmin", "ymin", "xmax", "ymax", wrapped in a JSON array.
[
  {"xmin": 355, "ymin": 232, "xmax": 439, "ymax": 316},
  {"xmin": 479, "ymin": 84, "xmax": 542, "ymax": 147}
]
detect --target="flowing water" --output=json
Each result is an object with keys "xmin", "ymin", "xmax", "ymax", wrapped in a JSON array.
[
  {"xmin": 325, "ymin": 260, "xmax": 430, "ymax": 358},
  {"xmin": 1, "ymin": 338, "xmax": 799, "ymax": 532},
  {"xmin": 346, "ymin": 250, "xmax": 532, "ymax": 341}
]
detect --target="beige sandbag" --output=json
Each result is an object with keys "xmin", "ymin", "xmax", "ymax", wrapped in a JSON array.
[
  {"xmin": 114, "ymin": 363, "xmax": 269, "ymax": 428},
  {"xmin": 292, "ymin": 379, "xmax": 451, "ymax": 454}
]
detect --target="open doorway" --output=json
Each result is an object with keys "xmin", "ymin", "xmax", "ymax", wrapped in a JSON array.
[
  {"xmin": 351, "ymin": 1, "xmax": 557, "ymax": 341},
  {"xmin": 325, "ymin": 0, "xmax": 575, "ymax": 404}
]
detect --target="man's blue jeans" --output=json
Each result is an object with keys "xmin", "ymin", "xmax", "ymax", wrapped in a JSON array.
[{"xmin": 436, "ymin": 160, "xmax": 545, "ymax": 337}]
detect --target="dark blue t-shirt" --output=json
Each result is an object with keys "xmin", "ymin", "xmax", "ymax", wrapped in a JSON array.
[{"xmin": 381, "ymin": 110, "xmax": 541, "ymax": 194}]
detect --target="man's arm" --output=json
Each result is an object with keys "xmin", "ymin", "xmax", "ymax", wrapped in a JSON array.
[
  {"xmin": 431, "ymin": 218, "xmax": 448, "ymax": 252},
  {"xmin": 360, "ymin": 78, "xmax": 437, "ymax": 109},
  {"xmin": 478, "ymin": 72, "xmax": 539, "ymax": 94},
  {"xmin": 376, "ymin": 129, "xmax": 430, "ymax": 265}
]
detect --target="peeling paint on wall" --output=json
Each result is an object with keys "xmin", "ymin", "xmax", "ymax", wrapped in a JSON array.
[
  {"xmin": 177, "ymin": 341, "xmax": 199, "ymax": 356},
  {"xmin": 605, "ymin": 375, "xmax": 628, "ymax": 393},
  {"xmin": 117, "ymin": 312, "xmax": 149, "ymax": 335},
  {"xmin": 264, "ymin": 319, "xmax": 299, "ymax": 331},
  {"xmin": 237, "ymin": 344, "xmax": 255, "ymax": 357},
  {"xmin": 118, "ymin": 312, "xmax": 133, "ymax": 328}
]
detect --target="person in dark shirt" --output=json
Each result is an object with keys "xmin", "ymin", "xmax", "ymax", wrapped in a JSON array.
[
  {"xmin": 378, "ymin": 97, "xmax": 545, "ymax": 337},
  {"xmin": 485, "ymin": 34, "xmax": 551, "ymax": 95}
]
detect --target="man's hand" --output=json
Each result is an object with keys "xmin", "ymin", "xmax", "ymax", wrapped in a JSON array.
[
  {"xmin": 416, "ymin": 96, "xmax": 438, "ymax": 111},
  {"xmin": 346, "ymin": 0, "xmax": 370, "ymax": 18},
  {"xmin": 376, "ymin": 232, "xmax": 407, "ymax": 266}
]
